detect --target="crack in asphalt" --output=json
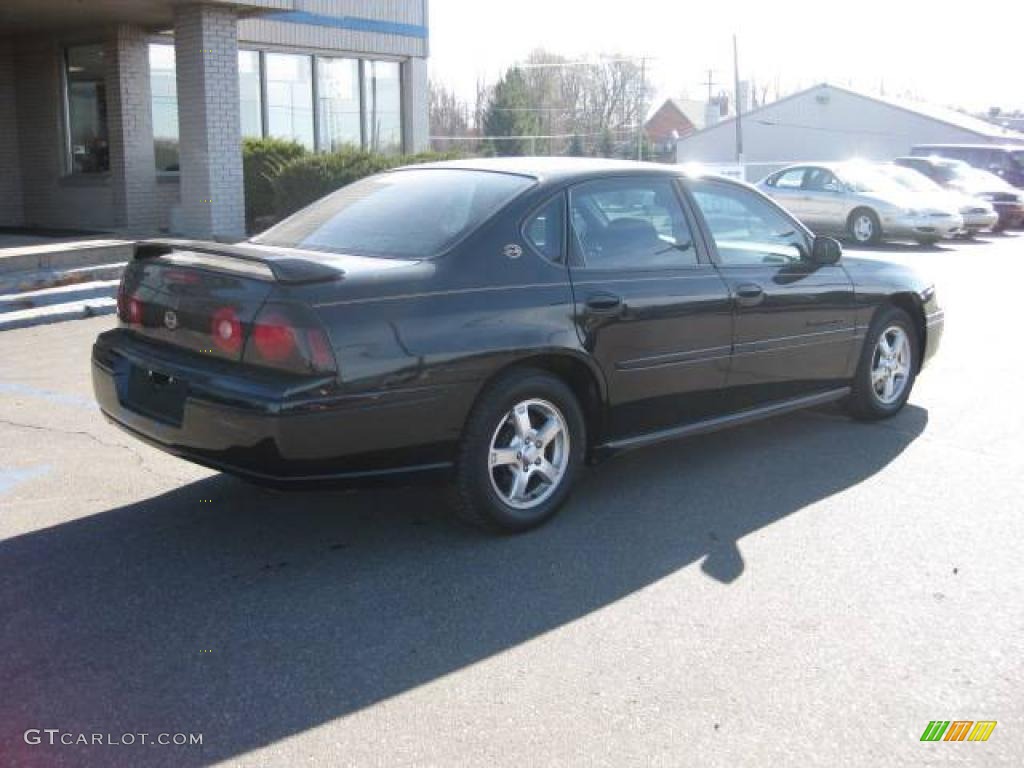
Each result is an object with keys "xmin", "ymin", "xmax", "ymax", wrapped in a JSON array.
[{"xmin": 0, "ymin": 417, "xmax": 167, "ymax": 479}]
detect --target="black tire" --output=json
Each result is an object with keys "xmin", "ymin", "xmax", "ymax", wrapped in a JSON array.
[
  {"xmin": 454, "ymin": 369, "xmax": 585, "ymax": 533},
  {"xmin": 848, "ymin": 208, "xmax": 882, "ymax": 245},
  {"xmin": 846, "ymin": 305, "xmax": 918, "ymax": 421}
]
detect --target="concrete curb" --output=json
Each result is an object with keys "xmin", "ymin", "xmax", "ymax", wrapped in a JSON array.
[
  {"xmin": 0, "ymin": 298, "xmax": 117, "ymax": 332},
  {"xmin": 0, "ymin": 262, "xmax": 126, "ymax": 295}
]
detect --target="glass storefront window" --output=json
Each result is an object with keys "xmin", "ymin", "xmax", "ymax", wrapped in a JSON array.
[
  {"xmin": 239, "ymin": 50, "xmax": 263, "ymax": 139},
  {"xmin": 317, "ymin": 57, "xmax": 361, "ymax": 151},
  {"xmin": 65, "ymin": 45, "xmax": 109, "ymax": 174},
  {"xmin": 149, "ymin": 44, "xmax": 179, "ymax": 172},
  {"xmin": 363, "ymin": 60, "xmax": 402, "ymax": 154},
  {"xmin": 265, "ymin": 52, "xmax": 314, "ymax": 150}
]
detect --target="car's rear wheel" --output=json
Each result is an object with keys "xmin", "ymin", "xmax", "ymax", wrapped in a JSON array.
[
  {"xmin": 849, "ymin": 208, "xmax": 881, "ymax": 245},
  {"xmin": 846, "ymin": 305, "xmax": 918, "ymax": 421},
  {"xmin": 454, "ymin": 369, "xmax": 585, "ymax": 533}
]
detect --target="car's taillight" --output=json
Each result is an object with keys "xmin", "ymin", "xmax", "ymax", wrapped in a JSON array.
[
  {"xmin": 117, "ymin": 279, "xmax": 144, "ymax": 325},
  {"xmin": 251, "ymin": 311, "xmax": 296, "ymax": 363},
  {"xmin": 243, "ymin": 305, "xmax": 337, "ymax": 375},
  {"xmin": 210, "ymin": 307, "xmax": 243, "ymax": 355}
]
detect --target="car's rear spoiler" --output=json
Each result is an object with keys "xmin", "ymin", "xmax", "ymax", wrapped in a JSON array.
[{"xmin": 134, "ymin": 239, "xmax": 344, "ymax": 285}]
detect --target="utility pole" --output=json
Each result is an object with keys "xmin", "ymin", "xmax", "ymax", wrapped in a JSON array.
[
  {"xmin": 637, "ymin": 56, "xmax": 646, "ymax": 161},
  {"xmin": 733, "ymin": 34, "xmax": 744, "ymax": 164},
  {"xmin": 703, "ymin": 69, "xmax": 717, "ymax": 103}
]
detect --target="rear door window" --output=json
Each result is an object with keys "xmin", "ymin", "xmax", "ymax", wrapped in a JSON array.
[{"xmin": 569, "ymin": 177, "xmax": 697, "ymax": 269}]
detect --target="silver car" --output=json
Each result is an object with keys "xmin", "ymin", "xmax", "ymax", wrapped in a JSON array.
[
  {"xmin": 876, "ymin": 162, "xmax": 998, "ymax": 237},
  {"xmin": 757, "ymin": 163, "xmax": 964, "ymax": 245}
]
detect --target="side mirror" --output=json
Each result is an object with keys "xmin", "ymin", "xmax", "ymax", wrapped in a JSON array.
[{"xmin": 812, "ymin": 236, "xmax": 842, "ymax": 264}]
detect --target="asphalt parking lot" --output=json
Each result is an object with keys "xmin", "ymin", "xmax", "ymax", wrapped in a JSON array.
[{"xmin": 1, "ymin": 235, "xmax": 1022, "ymax": 767}]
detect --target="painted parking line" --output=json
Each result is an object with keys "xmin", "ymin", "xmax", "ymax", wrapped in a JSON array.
[
  {"xmin": 0, "ymin": 464, "xmax": 51, "ymax": 496},
  {"xmin": 0, "ymin": 381, "xmax": 95, "ymax": 410}
]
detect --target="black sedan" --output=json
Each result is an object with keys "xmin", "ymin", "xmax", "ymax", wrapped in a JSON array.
[{"xmin": 93, "ymin": 158, "xmax": 944, "ymax": 532}]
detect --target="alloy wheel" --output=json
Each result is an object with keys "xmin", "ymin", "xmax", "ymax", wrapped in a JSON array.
[
  {"xmin": 871, "ymin": 326, "xmax": 912, "ymax": 404},
  {"xmin": 488, "ymin": 398, "xmax": 570, "ymax": 510}
]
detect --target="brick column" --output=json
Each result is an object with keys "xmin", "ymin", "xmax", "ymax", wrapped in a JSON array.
[
  {"xmin": 0, "ymin": 40, "xmax": 24, "ymax": 227},
  {"xmin": 105, "ymin": 25, "xmax": 159, "ymax": 234},
  {"xmin": 173, "ymin": 4, "xmax": 244, "ymax": 241}
]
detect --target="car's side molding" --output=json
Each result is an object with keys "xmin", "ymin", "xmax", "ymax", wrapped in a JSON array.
[{"xmin": 592, "ymin": 386, "xmax": 851, "ymax": 461}]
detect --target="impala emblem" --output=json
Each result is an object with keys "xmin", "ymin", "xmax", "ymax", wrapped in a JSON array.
[
  {"xmin": 503, "ymin": 243, "xmax": 523, "ymax": 260},
  {"xmin": 163, "ymin": 310, "xmax": 179, "ymax": 330}
]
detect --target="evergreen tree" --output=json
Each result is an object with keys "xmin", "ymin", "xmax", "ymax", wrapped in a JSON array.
[{"xmin": 482, "ymin": 68, "xmax": 539, "ymax": 156}]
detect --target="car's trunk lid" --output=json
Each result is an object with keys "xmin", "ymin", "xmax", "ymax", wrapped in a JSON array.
[{"xmin": 120, "ymin": 240, "xmax": 345, "ymax": 362}]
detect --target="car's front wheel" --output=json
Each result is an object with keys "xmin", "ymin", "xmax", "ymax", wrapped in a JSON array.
[
  {"xmin": 454, "ymin": 369, "xmax": 585, "ymax": 533},
  {"xmin": 846, "ymin": 305, "xmax": 918, "ymax": 420}
]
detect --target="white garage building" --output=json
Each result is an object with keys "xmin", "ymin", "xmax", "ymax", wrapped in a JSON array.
[{"xmin": 675, "ymin": 83, "xmax": 1024, "ymax": 182}]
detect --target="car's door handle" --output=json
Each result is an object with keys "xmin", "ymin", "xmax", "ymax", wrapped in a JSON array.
[
  {"xmin": 584, "ymin": 292, "xmax": 624, "ymax": 314},
  {"xmin": 735, "ymin": 283, "xmax": 765, "ymax": 307}
]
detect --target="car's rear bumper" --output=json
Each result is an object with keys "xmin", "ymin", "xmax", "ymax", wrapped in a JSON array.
[{"xmin": 92, "ymin": 330, "xmax": 462, "ymax": 485}]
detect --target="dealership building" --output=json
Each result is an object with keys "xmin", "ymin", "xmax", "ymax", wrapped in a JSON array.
[{"xmin": 0, "ymin": 1, "xmax": 430, "ymax": 241}]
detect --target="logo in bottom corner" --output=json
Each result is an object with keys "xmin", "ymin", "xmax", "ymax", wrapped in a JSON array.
[{"xmin": 920, "ymin": 720, "xmax": 997, "ymax": 742}]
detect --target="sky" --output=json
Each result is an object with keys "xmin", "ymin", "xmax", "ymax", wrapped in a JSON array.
[{"xmin": 428, "ymin": 0, "xmax": 1023, "ymax": 116}]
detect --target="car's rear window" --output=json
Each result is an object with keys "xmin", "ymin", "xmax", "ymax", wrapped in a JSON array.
[{"xmin": 253, "ymin": 168, "xmax": 535, "ymax": 259}]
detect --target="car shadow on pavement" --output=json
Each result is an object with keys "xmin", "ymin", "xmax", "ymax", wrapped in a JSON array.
[{"xmin": 0, "ymin": 404, "xmax": 927, "ymax": 767}]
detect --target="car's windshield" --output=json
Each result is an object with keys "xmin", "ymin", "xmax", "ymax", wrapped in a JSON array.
[
  {"xmin": 878, "ymin": 165, "xmax": 943, "ymax": 194},
  {"xmin": 253, "ymin": 169, "xmax": 535, "ymax": 258},
  {"xmin": 836, "ymin": 164, "xmax": 905, "ymax": 194},
  {"xmin": 950, "ymin": 165, "xmax": 1015, "ymax": 192}
]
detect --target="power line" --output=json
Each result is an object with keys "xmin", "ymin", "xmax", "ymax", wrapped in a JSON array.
[
  {"xmin": 430, "ymin": 127, "xmax": 641, "ymax": 141},
  {"xmin": 515, "ymin": 55, "xmax": 656, "ymax": 70}
]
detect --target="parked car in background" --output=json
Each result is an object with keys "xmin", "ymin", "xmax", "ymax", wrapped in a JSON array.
[
  {"xmin": 875, "ymin": 162, "xmax": 998, "ymax": 237},
  {"xmin": 758, "ymin": 162, "xmax": 963, "ymax": 245},
  {"xmin": 92, "ymin": 158, "xmax": 943, "ymax": 532},
  {"xmin": 911, "ymin": 144, "xmax": 1024, "ymax": 188},
  {"xmin": 895, "ymin": 156, "xmax": 1024, "ymax": 231}
]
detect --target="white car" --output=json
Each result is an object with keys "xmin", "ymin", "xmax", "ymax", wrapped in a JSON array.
[
  {"xmin": 757, "ymin": 162, "xmax": 964, "ymax": 245},
  {"xmin": 876, "ymin": 163, "xmax": 998, "ymax": 237}
]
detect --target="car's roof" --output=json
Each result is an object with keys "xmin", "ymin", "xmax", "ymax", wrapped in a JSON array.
[
  {"xmin": 771, "ymin": 161, "xmax": 857, "ymax": 174},
  {"xmin": 898, "ymin": 155, "xmax": 968, "ymax": 167},
  {"xmin": 913, "ymin": 143, "xmax": 1021, "ymax": 151},
  {"xmin": 393, "ymin": 156, "xmax": 700, "ymax": 184}
]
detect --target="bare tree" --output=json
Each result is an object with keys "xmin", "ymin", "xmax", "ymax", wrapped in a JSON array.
[
  {"xmin": 430, "ymin": 49, "xmax": 652, "ymax": 159},
  {"xmin": 428, "ymin": 80, "xmax": 470, "ymax": 152}
]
